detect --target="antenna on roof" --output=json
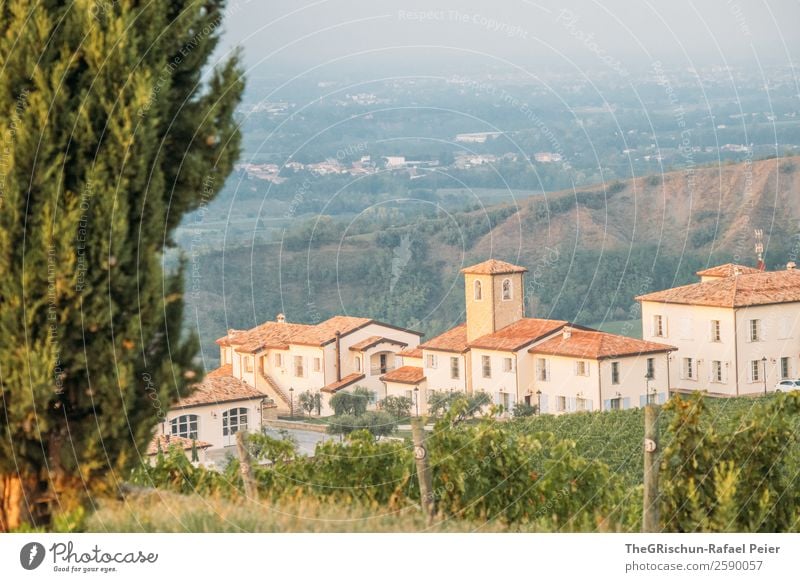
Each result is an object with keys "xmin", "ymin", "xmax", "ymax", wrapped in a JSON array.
[{"xmin": 754, "ymin": 229, "xmax": 765, "ymax": 271}]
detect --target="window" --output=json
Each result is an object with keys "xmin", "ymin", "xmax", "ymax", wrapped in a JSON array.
[
  {"xmin": 500, "ymin": 392, "xmax": 511, "ymax": 410},
  {"xmin": 426, "ymin": 354, "xmax": 437, "ymax": 369},
  {"xmin": 503, "ymin": 357, "xmax": 514, "ymax": 373},
  {"xmin": 611, "ymin": 361, "xmax": 620, "ymax": 385},
  {"xmin": 244, "ymin": 356, "xmax": 253, "ymax": 373},
  {"xmin": 711, "ymin": 320, "xmax": 721, "ymax": 342},
  {"xmin": 482, "ymin": 355, "xmax": 492, "ymax": 378},
  {"xmin": 313, "ymin": 357, "xmax": 321, "ymax": 373},
  {"xmin": 750, "ymin": 319, "xmax": 761, "ymax": 342},
  {"xmin": 575, "ymin": 361, "xmax": 588, "ymax": 376},
  {"xmin": 646, "ymin": 358, "xmax": 655, "ymax": 380},
  {"xmin": 610, "ymin": 398, "xmax": 621, "ymax": 410},
  {"xmin": 294, "ymin": 356, "xmax": 304, "ymax": 377},
  {"xmin": 450, "ymin": 357, "xmax": 460, "ymax": 379},
  {"xmin": 653, "ymin": 315, "xmax": 665, "ymax": 337},
  {"xmin": 750, "ymin": 360, "xmax": 762, "ymax": 383},
  {"xmin": 474, "ymin": 280, "xmax": 482, "ymax": 300},
  {"xmin": 355, "ymin": 356, "xmax": 362, "ymax": 373},
  {"xmin": 405, "ymin": 389, "xmax": 413, "ymax": 400},
  {"xmin": 711, "ymin": 360, "xmax": 723, "ymax": 383},
  {"xmin": 576, "ymin": 397, "xmax": 589, "ymax": 411},
  {"xmin": 536, "ymin": 358, "xmax": 549, "ymax": 381},
  {"xmin": 501, "ymin": 278, "xmax": 512, "ymax": 301},
  {"xmin": 646, "ymin": 391, "xmax": 657, "ymax": 405},
  {"xmin": 170, "ymin": 415, "xmax": 198, "ymax": 439},
  {"xmin": 683, "ymin": 358, "xmax": 695, "ymax": 380},
  {"xmin": 274, "ymin": 353, "xmax": 283, "ymax": 368},
  {"xmin": 222, "ymin": 408, "xmax": 247, "ymax": 439},
  {"xmin": 781, "ymin": 357, "xmax": 791, "ymax": 380},
  {"xmin": 556, "ymin": 396, "xmax": 567, "ymax": 412}
]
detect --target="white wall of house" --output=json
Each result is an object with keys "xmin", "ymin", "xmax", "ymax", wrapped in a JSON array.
[
  {"xmin": 383, "ymin": 380, "xmax": 428, "ymax": 416},
  {"xmin": 530, "ymin": 355, "xmax": 601, "ymax": 413},
  {"xmin": 642, "ymin": 300, "xmax": 800, "ymax": 396},
  {"xmin": 162, "ymin": 399, "xmax": 265, "ymax": 451},
  {"xmin": 421, "ymin": 349, "xmax": 467, "ymax": 395},
  {"xmin": 468, "ymin": 348, "xmax": 520, "ymax": 411},
  {"xmin": 597, "ymin": 354, "xmax": 671, "ymax": 410}
]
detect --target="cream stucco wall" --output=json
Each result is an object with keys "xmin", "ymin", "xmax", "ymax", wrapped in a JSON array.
[
  {"xmin": 421, "ymin": 349, "xmax": 468, "ymax": 394},
  {"xmin": 642, "ymin": 300, "xmax": 800, "ymax": 396},
  {"xmin": 163, "ymin": 398, "xmax": 265, "ymax": 451}
]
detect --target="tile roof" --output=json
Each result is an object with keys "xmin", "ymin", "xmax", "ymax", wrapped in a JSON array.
[
  {"xmin": 349, "ymin": 335, "xmax": 408, "ymax": 352},
  {"xmin": 216, "ymin": 322, "xmax": 312, "ymax": 351},
  {"xmin": 420, "ymin": 324, "xmax": 469, "ymax": 353},
  {"xmin": 400, "ymin": 347, "xmax": 423, "ymax": 359},
  {"xmin": 696, "ymin": 263, "xmax": 761, "ymax": 278},
  {"xmin": 216, "ymin": 316, "xmax": 422, "ymax": 353},
  {"xmin": 637, "ymin": 269, "xmax": 800, "ymax": 308},
  {"xmin": 147, "ymin": 434, "xmax": 211, "ymax": 456},
  {"xmin": 176, "ymin": 369, "xmax": 266, "ymax": 408},
  {"xmin": 380, "ymin": 366, "xmax": 426, "ymax": 385},
  {"xmin": 469, "ymin": 318, "xmax": 568, "ymax": 351},
  {"xmin": 461, "ymin": 259, "xmax": 528, "ymax": 275},
  {"xmin": 321, "ymin": 373, "xmax": 365, "ymax": 394},
  {"xmin": 529, "ymin": 328, "xmax": 675, "ymax": 360}
]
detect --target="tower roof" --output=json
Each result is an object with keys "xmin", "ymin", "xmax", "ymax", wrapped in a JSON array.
[{"xmin": 460, "ymin": 259, "xmax": 528, "ymax": 275}]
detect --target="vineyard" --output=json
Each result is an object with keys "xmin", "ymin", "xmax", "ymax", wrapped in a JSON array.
[{"xmin": 92, "ymin": 392, "xmax": 800, "ymax": 533}]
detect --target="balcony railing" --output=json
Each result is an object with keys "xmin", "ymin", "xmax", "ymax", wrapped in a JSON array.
[{"xmin": 371, "ymin": 364, "xmax": 396, "ymax": 376}]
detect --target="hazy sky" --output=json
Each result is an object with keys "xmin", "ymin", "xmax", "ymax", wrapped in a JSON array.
[{"xmin": 218, "ymin": 0, "xmax": 799, "ymax": 77}]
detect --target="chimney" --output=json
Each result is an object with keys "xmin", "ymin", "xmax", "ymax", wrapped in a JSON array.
[
  {"xmin": 562, "ymin": 326, "xmax": 572, "ymax": 340},
  {"xmin": 733, "ymin": 266, "xmax": 742, "ymax": 276},
  {"xmin": 787, "ymin": 262, "xmax": 797, "ymax": 271},
  {"xmin": 276, "ymin": 313, "xmax": 286, "ymax": 324}
]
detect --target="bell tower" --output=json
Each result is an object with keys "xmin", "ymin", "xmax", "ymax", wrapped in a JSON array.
[{"xmin": 461, "ymin": 260, "xmax": 527, "ymax": 342}]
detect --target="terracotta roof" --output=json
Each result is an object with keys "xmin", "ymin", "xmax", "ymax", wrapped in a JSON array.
[
  {"xmin": 176, "ymin": 369, "xmax": 265, "ymax": 408},
  {"xmin": 216, "ymin": 316, "xmax": 422, "ymax": 353},
  {"xmin": 696, "ymin": 263, "xmax": 761, "ymax": 278},
  {"xmin": 420, "ymin": 324, "xmax": 469, "ymax": 353},
  {"xmin": 469, "ymin": 318, "xmax": 568, "ymax": 351},
  {"xmin": 147, "ymin": 434, "xmax": 211, "ymax": 456},
  {"xmin": 207, "ymin": 364, "xmax": 232, "ymax": 378},
  {"xmin": 380, "ymin": 366, "xmax": 425, "ymax": 385},
  {"xmin": 216, "ymin": 322, "xmax": 312, "ymax": 351},
  {"xmin": 461, "ymin": 259, "xmax": 528, "ymax": 275},
  {"xmin": 529, "ymin": 328, "xmax": 675, "ymax": 360},
  {"xmin": 321, "ymin": 373, "xmax": 365, "ymax": 394},
  {"xmin": 400, "ymin": 347, "xmax": 423, "ymax": 359},
  {"xmin": 637, "ymin": 269, "xmax": 800, "ymax": 308},
  {"xmin": 349, "ymin": 335, "xmax": 408, "ymax": 352}
]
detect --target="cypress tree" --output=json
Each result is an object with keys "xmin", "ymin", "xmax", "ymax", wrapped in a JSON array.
[{"xmin": 0, "ymin": 0, "xmax": 243, "ymax": 529}]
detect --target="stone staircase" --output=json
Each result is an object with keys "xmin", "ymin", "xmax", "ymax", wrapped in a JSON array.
[{"xmin": 259, "ymin": 369, "xmax": 292, "ymax": 412}]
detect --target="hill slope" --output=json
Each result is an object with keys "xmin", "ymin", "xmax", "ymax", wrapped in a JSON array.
[{"xmin": 187, "ymin": 157, "xmax": 800, "ymax": 365}]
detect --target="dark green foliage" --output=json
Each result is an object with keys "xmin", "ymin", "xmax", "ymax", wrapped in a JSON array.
[
  {"xmin": 298, "ymin": 390, "xmax": 322, "ymax": 416},
  {"xmin": 660, "ymin": 392, "xmax": 800, "ymax": 532},
  {"xmin": 0, "ymin": 0, "xmax": 243, "ymax": 528},
  {"xmin": 326, "ymin": 411, "xmax": 397, "ymax": 438},
  {"xmin": 379, "ymin": 395, "xmax": 412, "ymax": 419},
  {"xmin": 512, "ymin": 402, "xmax": 537, "ymax": 418},
  {"xmin": 329, "ymin": 386, "xmax": 374, "ymax": 416},
  {"xmin": 428, "ymin": 390, "xmax": 492, "ymax": 420}
]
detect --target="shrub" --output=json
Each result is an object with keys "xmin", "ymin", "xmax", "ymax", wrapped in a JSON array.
[
  {"xmin": 512, "ymin": 402, "xmax": 537, "ymax": 418},
  {"xmin": 380, "ymin": 395, "xmax": 413, "ymax": 419},
  {"xmin": 327, "ymin": 411, "xmax": 397, "ymax": 438},
  {"xmin": 329, "ymin": 386, "xmax": 374, "ymax": 416}
]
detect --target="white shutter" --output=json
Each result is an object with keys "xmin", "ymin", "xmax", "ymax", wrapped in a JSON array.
[{"xmin": 540, "ymin": 394, "xmax": 549, "ymax": 413}]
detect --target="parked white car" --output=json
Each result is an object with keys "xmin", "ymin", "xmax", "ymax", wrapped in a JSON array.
[{"xmin": 775, "ymin": 379, "xmax": 800, "ymax": 391}]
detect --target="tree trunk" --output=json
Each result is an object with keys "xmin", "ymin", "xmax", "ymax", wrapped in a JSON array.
[{"xmin": 0, "ymin": 472, "xmax": 37, "ymax": 532}]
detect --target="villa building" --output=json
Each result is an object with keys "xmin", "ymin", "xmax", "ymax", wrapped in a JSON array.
[
  {"xmin": 381, "ymin": 259, "xmax": 676, "ymax": 415},
  {"xmin": 637, "ymin": 262, "xmax": 800, "ymax": 397},
  {"xmin": 154, "ymin": 314, "xmax": 423, "ymax": 455}
]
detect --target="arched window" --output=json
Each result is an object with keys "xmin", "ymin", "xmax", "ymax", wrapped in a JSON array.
[
  {"xmin": 170, "ymin": 414, "xmax": 198, "ymax": 439},
  {"xmin": 502, "ymin": 278, "xmax": 512, "ymax": 301},
  {"xmin": 474, "ymin": 280, "xmax": 482, "ymax": 300},
  {"xmin": 355, "ymin": 356, "xmax": 362, "ymax": 372},
  {"xmin": 222, "ymin": 408, "xmax": 248, "ymax": 444}
]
